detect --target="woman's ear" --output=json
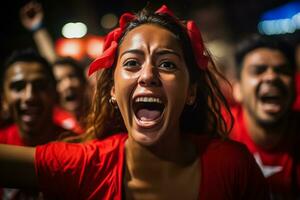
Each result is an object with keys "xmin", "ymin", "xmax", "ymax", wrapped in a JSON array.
[
  {"xmin": 186, "ymin": 84, "xmax": 197, "ymax": 105},
  {"xmin": 233, "ymin": 82, "xmax": 243, "ymax": 103},
  {"xmin": 110, "ymin": 85, "xmax": 116, "ymax": 98},
  {"xmin": 109, "ymin": 85, "xmax": 119, "ymax": 109}
]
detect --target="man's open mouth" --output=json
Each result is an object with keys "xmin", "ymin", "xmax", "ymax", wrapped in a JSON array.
[
  {"xmin": 20, "ymin": 106, "xmax": 41, "ymax": 123},
  {"xmin": 258, "ymin": 87, "xmax": 284, "ymax": 114},
  {"xmin": 65, "ymin": 92, "xmax": 78, "ymax": 102}
]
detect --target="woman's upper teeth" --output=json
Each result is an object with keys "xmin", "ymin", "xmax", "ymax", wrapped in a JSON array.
[{"xmin": 135, "ymin": 97, "xmax": 162, "ymax": 104}]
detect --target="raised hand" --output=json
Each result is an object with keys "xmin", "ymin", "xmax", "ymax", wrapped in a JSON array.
[{"xmin": 20, "ymin": 1, "xmax": 44, "ymax": 31}]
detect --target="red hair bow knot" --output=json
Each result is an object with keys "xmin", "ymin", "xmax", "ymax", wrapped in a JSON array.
[
  {"xmin": 186, "ymin": 20, "xmax": 209, "ymax": 70},
  {"xmin": 88, "ymin": 13, "xmax": 135, "ymax": 75},
  {"xmin": 155, "ymin": 5, "xmax": 175, "ymax": 17}
]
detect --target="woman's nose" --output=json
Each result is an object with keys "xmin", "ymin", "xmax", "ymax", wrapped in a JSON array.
[{"xmin": 138, "ymin": 63, "xmax": 161, "ymax": 87}]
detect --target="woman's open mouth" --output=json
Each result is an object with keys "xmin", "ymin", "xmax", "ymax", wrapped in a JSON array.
[{"xmin": 133, "ymin": 96, "xmax": 165, "ymax": 129}]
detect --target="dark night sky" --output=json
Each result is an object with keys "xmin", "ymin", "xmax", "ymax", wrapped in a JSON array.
[{"xmin": 0, "ymin": 0, "xmax": 298, "ymax": 66}]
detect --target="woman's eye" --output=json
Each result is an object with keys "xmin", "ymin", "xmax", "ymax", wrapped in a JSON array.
[
  {"xmin": 159, "ymin": 61, "xmax": 176, "ymax": 71},
  {"xmin": 123, "ymin": 60, "xmax": 139, "ymax": 68}
]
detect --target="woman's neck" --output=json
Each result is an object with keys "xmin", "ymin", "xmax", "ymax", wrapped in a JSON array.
[
  {"xmin": 126, "ymin": 132, "xmax": 197, "ymax": 164},
  {"xmin": 124, "ymin": 135, "xmax": 200, "ymax": 200}
]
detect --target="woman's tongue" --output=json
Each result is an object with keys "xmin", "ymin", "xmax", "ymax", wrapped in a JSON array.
[{"xmin": 136, "ymin": 108, "xmax": 161, "ymax": 121}]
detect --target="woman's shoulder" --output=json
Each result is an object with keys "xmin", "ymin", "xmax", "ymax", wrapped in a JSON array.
[
  {"xmin": 192, "ymin": 135, "xmax": 252, "ymax": 164},
  {"xmin": 194, "ymin": 135, "xmax": 270, "ymax": 200},
  {"xmin": 89, "ymin": 133, "xmax": 128, "ymax": 153},
  {"xmin": 36, "ymin": 133, "xmax": 128, "ymax": 158},
  {"xmin": 35, "ymin": 133, "xmax": 128, "ymax": 199}
]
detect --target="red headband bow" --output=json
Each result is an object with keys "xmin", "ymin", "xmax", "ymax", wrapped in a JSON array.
[{"xmin": 88, "ymin": 5, "xmax": 208, "ymax": 75}]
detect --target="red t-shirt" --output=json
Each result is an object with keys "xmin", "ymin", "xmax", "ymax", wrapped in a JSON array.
[
  {"xmin": 0, "ymin": 124, "xmax": 24, "ymax": 145},
  {"xmin": 230, "ymin": 106, "xmax": 300, "ymax": 198},
  {"xmin": 0, "ymin": 123, "xmax": 75, "ymax": 200},
  {"xmin": 0, "ymin": 122, "xmax": 74, "ymax": 146},
  {"xmin": 35, "ymin": 133, "xmax": 269, "ymax": 199}
]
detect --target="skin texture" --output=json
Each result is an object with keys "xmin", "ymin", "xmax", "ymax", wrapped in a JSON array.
[
  {"xmin": 111, "ymin": 24, "xmax": 196, "ymax": 148},
  {"xmin": 235, "ymin": 48, "xmax": 294, "ymax": 125},
  {"xmin": 0, "ymin": 144, "xmax": 36, "ymax": 188},
  {"xmin": 3, "ymin": 61, "xmax": 55, "ymax": 139},
  {"xmin": 234, "ymin": 48, "xmax": 294, "ymax": 148}
]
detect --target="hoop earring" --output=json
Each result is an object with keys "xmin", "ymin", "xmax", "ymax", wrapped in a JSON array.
[{"xmin": 109, "ymin": 97, "xmax": 118, "ymax": 109}]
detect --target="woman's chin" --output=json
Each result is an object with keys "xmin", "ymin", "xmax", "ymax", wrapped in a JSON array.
[
  {"xmin": 130, "ymin": 129, "xmax": 162, "ymax": 146},
  {"xmin": 129, "ymin": 114, "xmax": 165, "ymax": 145}
]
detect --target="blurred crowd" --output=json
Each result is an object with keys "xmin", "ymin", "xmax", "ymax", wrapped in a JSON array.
[{"xmin": 1, "ymin": 1, "xmax": 300, "ymax": 199}]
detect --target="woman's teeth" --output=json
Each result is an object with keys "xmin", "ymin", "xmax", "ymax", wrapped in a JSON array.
[
  {"xmin": 134, "ymin": 96, "xmax": 164, "ymax": 122},
  {"xmin": 135, "ymin": 97, "xmax": 163, "ymax": 104}
]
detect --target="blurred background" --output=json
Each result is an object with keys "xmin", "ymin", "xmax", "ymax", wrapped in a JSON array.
[{"xmin": 1, "ymin": 0, "xmax": 300, "ymax": 71}]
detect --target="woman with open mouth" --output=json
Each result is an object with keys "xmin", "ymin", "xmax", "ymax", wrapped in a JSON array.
[{"xmin": 0, "ymin": 5, "xmax": 270, "ymax": 200}]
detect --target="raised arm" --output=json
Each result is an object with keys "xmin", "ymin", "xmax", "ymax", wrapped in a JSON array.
[
  {"xmin": 20, "ymin": 1, "xmax": 57, "ymax": 63},
  {"xmin": 0, "ymin": 144, "xmax": 38, "ymax": 189}
]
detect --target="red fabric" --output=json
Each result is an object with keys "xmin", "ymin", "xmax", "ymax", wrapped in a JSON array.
[
  {"xmin": 293, "ymin": 72, "xmax": 300, "ymax": 111},
  {"xmin": 186, "ymin": 21, "xmax": 209, "ymax": 70},
  {"xmin": 0, "ymin": 121, "xmax": 73, "ymax": 199},
  {"xmin": 53, "ymin": 106, "xmax": 84, "ymax": 134},
  {"xmin": 230, "ymin": 106, "xmax": 300, "ymax": 197},
  {"xmin": 0, "ymin": 108, "xmax": 81, "ymax": 146},
  {"xmin": 88, "ymin": 12, "xmax": 134, "ymax": 75},
  {"xmin": 0, "ymin": 124, "xmax": 25, "ymax": 146},
  {"xmin": 155, "ymin": 5, "xmax": 175, "ymax": 17},
  {"xmin": 35, "ymin": 133, "xmax": 269, "ymax": 199}
]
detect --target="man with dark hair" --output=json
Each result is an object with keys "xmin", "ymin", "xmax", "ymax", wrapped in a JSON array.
[
  {"xmin": 0, "ymin": 49, "xmax": 75, "ymax": 199},
  {"xmin": 0, "ymin": 49, "xmax": 60, "ymax": 144},
  {"xmin": 230, "ymin": 35, "xmax": 300, "ymax": 198}
]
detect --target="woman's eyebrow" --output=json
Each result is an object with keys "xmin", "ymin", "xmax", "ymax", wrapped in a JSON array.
[
  {"xmin": 155, "ymin": 49, "xmax": 181, "ymax": 59},
  {"xmin": 120, "ymin": 49, "xmax": 181, "ymax": 58},
  {"xmin": 120, "ymin": 49, "xmax": 144, "ymax": 57}
]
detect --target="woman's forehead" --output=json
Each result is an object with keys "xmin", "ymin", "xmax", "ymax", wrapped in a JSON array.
[{"xmin": 119, "ymin": 24, "xmax": 182, "ymax": 53}]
